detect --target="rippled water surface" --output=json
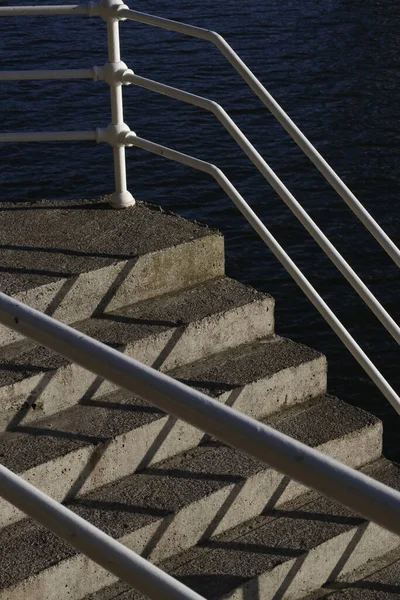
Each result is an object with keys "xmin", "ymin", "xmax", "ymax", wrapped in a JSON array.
[{"xmin": 1, "ymin": 0, "xmax": 399, "ymax": 454}]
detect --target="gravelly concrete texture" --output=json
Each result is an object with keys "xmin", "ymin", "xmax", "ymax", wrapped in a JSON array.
[
  {"xmin": 0, "ymin": 276, "xmax": 275, "ymax": 428},
  {"xmin": 0, "ymin": 396, "xmax": 382, "ymax": 600},
  {"xmin": 0, "ymin": 197, "xmax": 393, "ymax": 600},
  {"xmin": 0, "ymin": 335, "xmax": 326, "ymax": 530},
  {"xmin": 0, "ymin": 198, "xmax": 224, "ymax": 345},
  {"xmin": 0, "ymin": 198, "xmax": 219, "ymax": 295},
  {"xmin": 0, "ymin": 277, "xmax": 271, "ymax": 387},
  {"xmin": 169, "ymin": 336, "xmax": 321, "ymax": 396},
  {"xmin": 322, "ymin": 558, "xmax": 400, "ymax": 599},
  {"xmin": 83, "ymin": 460, "xmax": 400, "ymax": 600},
  {"xmin": 0, "ymin": 337, "xmax": 322, "ymax": 475}
]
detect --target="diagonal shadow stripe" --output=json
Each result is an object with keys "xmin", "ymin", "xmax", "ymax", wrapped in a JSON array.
[
  {"xmin": 272, "ymin": 553, "xmax": 308, "ymax": 599},
  {"xmin": 325, "ymin": 521, "xmax": 369, "ymax": 584},
  {"xmin": 44, "ymin": 276, "xmax": 77, "ymax": 318},
  {"xmin": 199, "ymin": 386, "xmax": 244, "ymax": 445},
  {"xmin": 63, "ymin": 440, "xmax": 112, "ymax": 501},
  {"xmin": 6, "ymin": 369, "xmax": 58, "ymax": 431},
  {"xmin": 199, "ymin": 479, "xmax": 247, "ymax": 542},
  {"xmin": 92, "ymin": 258, "xmax": 139, "ymax": 316}
]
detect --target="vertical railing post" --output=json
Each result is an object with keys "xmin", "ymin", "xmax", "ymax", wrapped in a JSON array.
[{"xmin": 102, "ymin": 0, "xmax": 135, "ymax": 208}]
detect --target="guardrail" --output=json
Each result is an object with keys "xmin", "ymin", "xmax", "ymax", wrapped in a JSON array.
[
  {"xmin": 0, "ymin": 5, "xmax": 399, "ymax": 593},
  {"xmin": 2, "ymin": 290, "xmax": 400, "ymax": 599},
  {"xmin": 0, "ymin": 10, "xmax": 398, "ymax": 389}
]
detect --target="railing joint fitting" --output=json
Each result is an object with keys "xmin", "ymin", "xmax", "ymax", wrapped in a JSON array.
[
  {"xmin": 97, "ymin": 61, "xmax": 134, "ymax": 86},
  {"xmin": 96, "ymin": 123, "xmax": 135, "ymax": 147},
  {"xmin": 99, "ymin": 0, "xmax": 129, "ymax": 21}
]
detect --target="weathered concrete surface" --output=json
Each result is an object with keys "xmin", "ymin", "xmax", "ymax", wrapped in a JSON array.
[
  {"xmin": 321, "ymin": 555, "xmax": 400, "ymax": 599},
  {"xmin": 83, "ymin": 459, "xmax": 400, "ymax": 600},
  {"xmin": 0, "ymin": 335, "xmax": 325, "ymax": 528},
  {"xmin": 0, "ymin": 198, "xmax": 224, "ymax": 346},
  {"xmin": 170, "ymin": 336, "xmax": 327, "ymax": 421},
  {"xmin": 0, "ymin": 397, "xmax": 382, "ymax": 600},
  {"xmin": 0, "ymin": 277, "xmax": 274, "ymax": 427}
]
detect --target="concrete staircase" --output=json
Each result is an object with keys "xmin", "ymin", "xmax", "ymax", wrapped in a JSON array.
[{"xmin": 0, "ymin": 197, "xmax": 399, "ymax": 600}]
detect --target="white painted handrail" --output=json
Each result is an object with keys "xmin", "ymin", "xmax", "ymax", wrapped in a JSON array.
[
  {"xmin": 2, "ymin": 292, "xmax": 400, "ymax": 538},
  {"xmin": 119, "ymin": 71, "xmax": 400, "ymax": 345},
  {"xmin": 0, "ymin": 3, "xmax": 397, "ymax": 416},
  {"xmin": 0, "ymin": 464, "xmax": 205, "ymax": 600},
  {"xmin": 0, "ymin": 131, "xmax": 96, "ymax": 143},
  {"xmin": 0, "ymin": 4, "xmax": 95, "ymax": 17},
  {"xmin": 115, "ymin": 131, "xmax": 400, "ymax": 415},
  {"xmin": 0, "ymin": 68, "xmax": 95, "ymax": 81},
  {"xmin": 118, "ymin": 6, "xmax": 400, "ymax": 268}
]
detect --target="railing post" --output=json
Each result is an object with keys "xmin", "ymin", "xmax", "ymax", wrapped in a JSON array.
[{"xmin": 101, "ymin": 0, "xmax": 135, "ymax": 208}]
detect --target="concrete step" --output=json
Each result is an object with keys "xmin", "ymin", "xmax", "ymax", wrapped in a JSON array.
[
  {"xmin": 0, "ymin": 336, "xmax": 325, "ymax": 529},
  {"xmin": 0, "ymin": 396, "xmax": 382, "ymax": 600},
  {"xmin": 318, "ymin": 553, "xmax": 400, "ymax": 599},
  {"xmin": 169, "ymin": 336, "xmax": 326, "ymax": 422},
  {"xmin": 0, "ymin": 198, "xmax": 224, "ymax": 348},
  {"xmin": 84, "ymin": 458, "xmax": 400, "ymax": 600},
  {"xmin": 0, "ymin": 276, "xmax": 274, "ymax": 429}
]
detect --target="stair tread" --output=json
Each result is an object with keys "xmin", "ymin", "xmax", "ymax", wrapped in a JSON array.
[
  {"xmin": 86, "ymin": 459, "xmax": 400, "ymax": 600},
  {"xmin": 0, "ymin": 396, "xmax": 380, "ymax": 592},
  {"xmin": 169, "ymin": 336, "xmax": 322, "ymax": 397},
  {"xmin": 322, "ymin": 557, "xmax": 400, "ymax": 598},
  {"xmin": 157, "ymin": 459, "xmax": 400, "ymax": 600},
  {"xmin": 0, "ymin": 276, "xmax": 271, "ymax": 389},
  {"xmin": 0, "ymin": 199, "xmax": 219, "ymax": 297},
  {"xmin": 0, "ymin": 335, "xmax": 322, "ymax": 475}
]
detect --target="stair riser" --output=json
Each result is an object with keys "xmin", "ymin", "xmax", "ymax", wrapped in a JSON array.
[
  {"xmin": 226, "ymin": 522, "xmax": 399, "ymax": 600},
  {"xmin": 0, "ymin": 296, "xmax": 274, "ymax": 430},
  {"xmin": 0, "ymin": 355, "xmax": 325, "ymax": 529},
  {"xmin": 0, "ymin": 235, "xmax": 224, "ymax": 348},
  {"xmin": 0, "ymin": 422, "xmax": 382, "ymax": 600},
  {"xmin": 224, "ymin": 357, "xmax": 327, "ymax": 421}
]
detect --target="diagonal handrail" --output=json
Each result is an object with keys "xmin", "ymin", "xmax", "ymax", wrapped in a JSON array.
[
  {"xmin": 0, "ymin": 463, "xmax": 205, "ymax": 600},
  {"xmin": 118, "ymin": 6, "xmax": 400, "ymax": 268},
  {"xmin": 2, "ymin": 291, "xmax": 400, "ymax": 538},
  {"xmin": 117, "ymin": 131, "xmax": 400, "ymax": 413},
  {"xmin": 119, "ymin": 70, "xmax": 400, "ymax": 345}
]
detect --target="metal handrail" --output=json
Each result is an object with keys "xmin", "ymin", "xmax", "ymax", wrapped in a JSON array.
[
  {"xmin": 115, "ymin": 132, "xmax": 400, "ymax": 415},
  {"xmin": 0, "ymin": 6, "xmax": 400, "ymax": 596},
  {"xmin": 119, "ymin": 71, "xmax": 400, "ymax": 345},
  {"xmin": 0, "ymin": 5, "xmax": 93, "ymax": 17},
  {"xmin": 1, "ymin": 113, "xmax": 397, "ymax": 408},
  {"xmin": 0, "ymin": 4, "xmax": 398, "ymax": 418},
  {"xmin": 118, "ymin": 6, "xmax": 400, "ymax": 268},
  {"xmin": 0, "ymin": 463, "xmax": 205, "ymax": 600},
  {"xmin": 2, "ymin": 68, "xmax": 398, "ymax": 345}
]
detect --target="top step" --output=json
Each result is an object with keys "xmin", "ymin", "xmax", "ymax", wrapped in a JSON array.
[{"xmin": 0, "ymin": 198, "xmax": 224, "ymax": 347}]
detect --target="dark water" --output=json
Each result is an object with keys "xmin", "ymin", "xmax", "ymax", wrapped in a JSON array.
[{"xmin": 1, "ymin": 1, "xmax": 399, "ymax": 455}]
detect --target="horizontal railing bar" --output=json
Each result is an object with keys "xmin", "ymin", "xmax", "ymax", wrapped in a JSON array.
[
  {"xmin": 2, "ymin": 292, "xmax": 400, "ymax": 539},
  {"xmin": 0, "ymin": 68, "xmax": 95, "ymax": 81},
  {"xmin": 122, "ymin": 132, "xmax": 400, "ymax": 413},
  {"xmin": 119, "ymin": 6, "xmax": 400, "ymax": 268},
  {"xmin": 0, "ymin": 5, "xmax": 91, "ymax": 17},
  {"xmin": 122, "ymin": 72, "xmax": 400, "ymax": 345},
  {"xmin": 0, "ymin": 465, "xmax": 205, "ymax": 600},
  {"xmin": 0, "ymin": 131, "xmax": 96, "ymax": 143}
]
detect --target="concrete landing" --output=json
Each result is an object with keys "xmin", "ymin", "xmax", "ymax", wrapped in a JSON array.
[{"xmin": 0, "ymin": 198, "xmax": 224, "ymax": 345}]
